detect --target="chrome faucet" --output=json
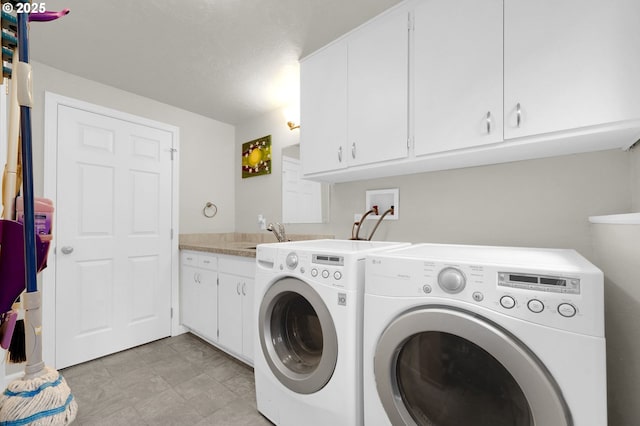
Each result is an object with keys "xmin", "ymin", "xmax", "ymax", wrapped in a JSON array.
[{"xmin": 267, "ymin": 222, "xmax": 288, "ymax": 242}]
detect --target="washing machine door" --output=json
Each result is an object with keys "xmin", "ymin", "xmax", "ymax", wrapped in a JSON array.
[
  {"xmin": 374, "ymin": 306, "xmax": 572, "ymax": 426},
  {"xmin": 258, "ymin": 277, "xmax": 338, "ymax": 394}
]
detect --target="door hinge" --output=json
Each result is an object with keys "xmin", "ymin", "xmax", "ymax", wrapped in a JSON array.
[{"xmin": 168, "ymin": 147, "xmax": 177, "ymax": 160}]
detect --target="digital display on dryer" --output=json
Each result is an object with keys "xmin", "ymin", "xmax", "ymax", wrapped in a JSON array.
[
  {"xmin": 540, "ymin": 277, "xmax": 567, "ymax": 286},
  {"xmin": 313, "ymin": 254, "xmax": 344, "ymax": 266},
  {"xmin": 509, "ymin": 274, "xmax": 538, "ymax": 284},
  {"xmin": 499, "ymin": 272, "xmax": 579, "ymax": 294}
]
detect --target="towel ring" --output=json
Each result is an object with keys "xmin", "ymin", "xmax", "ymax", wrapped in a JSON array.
[{"xmin": 203, "ymin": 202, "xmax": 218, "ymax": 218}]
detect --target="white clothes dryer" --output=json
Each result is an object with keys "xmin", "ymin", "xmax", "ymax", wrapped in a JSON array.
[
  {"xmin": 363, "ymin": 243, "xmax": 606, "ymax": 426},
  {"xmin": 254, "ymin": 239, "xmax": 410, "ymax": 426}
]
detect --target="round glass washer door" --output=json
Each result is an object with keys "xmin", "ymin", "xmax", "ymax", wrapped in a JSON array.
[
  {"xmin": 258, "ymin": 277, "xmax": 338, "ymax": 394},
  {"xmin": 374, "ymin": 306, "xmax": 572, "ymax": 426}
]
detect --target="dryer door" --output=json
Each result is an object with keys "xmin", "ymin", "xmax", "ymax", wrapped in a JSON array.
[
  {"xmin": 374, "ymin": 306, "xmax": 571, "ymax": 426},
  {"xmin": 258, "ymin": 277, "xmax": 338, "ymax": 394}
]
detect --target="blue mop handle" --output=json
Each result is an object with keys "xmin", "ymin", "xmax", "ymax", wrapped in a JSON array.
[{"xmin": 17, "ymin": 9, "xmax": 37, "ymax": 294}]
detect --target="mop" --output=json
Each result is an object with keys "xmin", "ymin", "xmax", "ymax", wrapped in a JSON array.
[{"xmin": 0, "ymin": 7, "xmax": 77, "ymax": 425}]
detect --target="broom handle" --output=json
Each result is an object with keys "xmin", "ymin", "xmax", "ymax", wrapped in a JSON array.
[{"xmin": 18, "ymin": 8, "xmax": 45, "ymax": 375}]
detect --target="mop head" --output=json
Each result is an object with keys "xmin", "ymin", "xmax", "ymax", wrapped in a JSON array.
[{"xmin": 0, "ymin": 366, "xmax": 77, "ymax": 425}]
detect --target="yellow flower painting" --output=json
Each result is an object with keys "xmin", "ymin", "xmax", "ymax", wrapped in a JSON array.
[{"xmin": 242, "ymin": 135, "xmax": 272, "ymax": 178}]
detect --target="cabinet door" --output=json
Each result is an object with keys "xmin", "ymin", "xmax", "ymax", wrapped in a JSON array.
[
  {"xmin": 300, "ymin": 40, "xmax": 348, "ymax": 175},
  {"xmin": 414, "ymin": 0, "xmax": 503, "ymax": 156},
  {"xmin": 217, "ymin": 272, "xmax": 243, "ymax": 356},
  {"xmin": 241, "ymin": 278, "xmax": 254, "ymax": 363},
  {"xmin": 180, "ymin": 265, "xmax": 200, "ymax": 332},
  {"xmin": 348, "ymin": 6, "xmax": 409, "ymax": 166},
  {"xmin": 197, "ymin": 269, "xmax": 218, "ymax": 341},
  {"xmin": 504, "ymin": 0, "xmax": 640, "ymax": 139},
  {"xmin": 181, "ymin": 266, "xmax": 217, "ymax": 341}
]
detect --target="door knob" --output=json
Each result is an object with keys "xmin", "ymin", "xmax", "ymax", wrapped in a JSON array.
[{"xmin": 60, "ymin": 246, "xmax": 74, "ymax": 255}]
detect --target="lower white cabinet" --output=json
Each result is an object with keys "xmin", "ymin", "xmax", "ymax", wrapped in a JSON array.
[
  {"xmin": 180, "ymin": 251, "xmax": 218, "ymax": 342},
  {"xmin": 180, "ymin": 251, "xmax": 255, "ymax": 365},
  {"xmin": 218, "ymin": 256, "xmax": 255, "ymax": 364}
]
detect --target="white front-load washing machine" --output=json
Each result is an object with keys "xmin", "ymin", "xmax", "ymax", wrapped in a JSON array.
[
  {"xmin": 363, "ymin": 243, "xmax": 606, "ymax": 426},
  {"xmin": 254, "ymin": 239, "xmax": 410, "ymax": 426}
]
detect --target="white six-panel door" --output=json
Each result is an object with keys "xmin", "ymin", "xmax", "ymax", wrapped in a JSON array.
[{"xmin": 54, "ymin": 104, "xmax": 173, "ymax": 368}]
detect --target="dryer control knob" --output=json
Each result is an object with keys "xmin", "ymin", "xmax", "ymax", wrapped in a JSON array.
[
  {"xmin": 438, "ymin": 267, "xmax": 466, "ymax": 294},
  {"xmin": 286, "ymin": 252, "xmax": 298, "ymax": 269}
]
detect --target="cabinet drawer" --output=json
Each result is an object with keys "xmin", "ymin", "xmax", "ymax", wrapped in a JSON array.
[
  {"xmin": 219, "ymin": 255, "xmax": 256, "ymax": 278},
  {"xmin": 181, "ymin": 251, "xmax": 199, "ymax": 266},
  {"xmin": 198, "ymin": 254, "xmax": 218, "ymax": 271}
]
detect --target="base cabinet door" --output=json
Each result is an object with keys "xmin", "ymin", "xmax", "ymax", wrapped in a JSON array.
[
  {"xmin": 180, "ymin": 252, "xmax": 218, "ymax": 342},
  {"xmin": 217, "ymin": 272, "xmax": 243, "ymax": 356},
  {"xmin": 241, "ymin": 277, "xmax": 254, "ymax": 362}
]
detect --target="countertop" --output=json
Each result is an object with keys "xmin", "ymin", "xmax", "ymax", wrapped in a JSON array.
[{"xmin": 179, "ymin": 232, "xmax": 334, "ymax": 258}]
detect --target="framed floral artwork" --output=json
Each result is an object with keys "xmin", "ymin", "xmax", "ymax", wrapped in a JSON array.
[{"xmin": 242, "ymin": 135, "xmax": 272, "ymax": 178}]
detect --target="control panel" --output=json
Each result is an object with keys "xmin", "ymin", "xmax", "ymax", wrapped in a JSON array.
[
  {"xmin": 276, "ymin": 251, "xmax": 349, "ymax": 288},
  {"xmin": 366, "ymin": 253, "xmax": 603, "ymax": 337}
]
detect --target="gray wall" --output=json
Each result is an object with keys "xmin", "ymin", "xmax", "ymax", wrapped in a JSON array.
[
  {"xmin": 32, "ymin": 62, "xmax": 236, "ymax": 234},
  {"xmin": 235, "ymin": 106, "xmax": 633, "ymax": 260},
  {"xmin": 590, "ymin": 223, "xmax": 640, "ymax": 426}
]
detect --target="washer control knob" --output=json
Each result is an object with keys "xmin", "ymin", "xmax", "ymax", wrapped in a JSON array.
[
  {"xmin": 422, "ymin": 285, "xmax": 432, "ymax": 294},
  {"xmin": 527, "ymin": 299, "xmax": 544, "ymax": 313},
  {"xmin": 311, "ymin": 268, "xmax": 318, "ymax": 277},
  {"xmin": 558, "ymin": 303, "xmax": 577, "ymax": 318},
  {"xmin": 438, "ymin": 267, "xmax": 466, "ymax": 294},
  {"xmin": 321, "ymin": 270, "xmax": 329, "ymax": 279},
  {"xmin": 500, "ymin": 296, "xmax": 516, "ymax": 309},
  {"xmin": 472, "ymin": 291, "xmax": 484, "ymax": 302},
  {"xmin": 334, "ymin": 271, "xmax": 342, "ymax": 280},
  {"xmin": 285, "ymin": 252, "xmax": 298, "ymax": 270}
]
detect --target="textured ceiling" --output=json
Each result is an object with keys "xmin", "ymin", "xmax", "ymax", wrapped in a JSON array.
[{"xmin": 29, "ymin": 0, "xmax": 402, "ymax": 125}]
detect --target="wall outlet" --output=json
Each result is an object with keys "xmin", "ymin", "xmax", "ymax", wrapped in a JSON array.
[
  {"xmin": 257, "ymin": 214, "xmax": 266, "ymax": 230},
  {"xmin": 365, "ymin": 188, "xmax": 399, "ymax": 220}
]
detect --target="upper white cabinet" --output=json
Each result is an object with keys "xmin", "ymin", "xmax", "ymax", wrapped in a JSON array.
[
  {"xmin": 504, "ymin": 0, "xmax": 640, "ymax": 139},
  {"xmin": 347, "ymin": 5, "xmax": 409, "ymax": 166},
  {"xmin": 300, "ymin": 40, "xmax": 348, "ymax": 175},
  {"xmin": 301, "ymin": 4, "xmax": 409, "ymax": 175},
  {"xmin": 301, "ymin": 0, "xmax": 640, "ymax": 183},
  {"xmin": 414, "ymin": 0, "xmax": 503, "ymax": 156}
]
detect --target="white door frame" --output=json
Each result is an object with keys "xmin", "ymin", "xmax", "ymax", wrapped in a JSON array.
[{"xmin": 42, "ymin": 92, "xmax": 182, "ymax": 368}]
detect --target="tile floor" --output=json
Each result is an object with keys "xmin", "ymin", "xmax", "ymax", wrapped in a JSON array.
[{"xmin": 62, "ymin": 333, "xmax": 273, "ymax": 425}]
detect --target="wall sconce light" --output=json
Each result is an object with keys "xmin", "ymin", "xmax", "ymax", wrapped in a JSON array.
[{"xmin": 287, "ymin": 121, "xmax": 300, "ymax": 131}]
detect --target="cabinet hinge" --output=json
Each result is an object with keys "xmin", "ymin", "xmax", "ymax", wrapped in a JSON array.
[
  {"xmin": 170, "ymin": 307, "xmax": 173, "ymax": 318},
  {"xmin": 217, "ymin": 329, "xmax": 219, "ymax": 338},
  {"xmin": 408, "ymin": 12, "xmax": 414, "ymax": 31},
  {"xmin": 169, "ymin": 147, "xmax": 177, "ymax": 160}
]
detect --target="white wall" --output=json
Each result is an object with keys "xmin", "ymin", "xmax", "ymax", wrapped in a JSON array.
[{"xmin": 31, "ymin": 62, "xmax": 236, "ymax": 233}]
